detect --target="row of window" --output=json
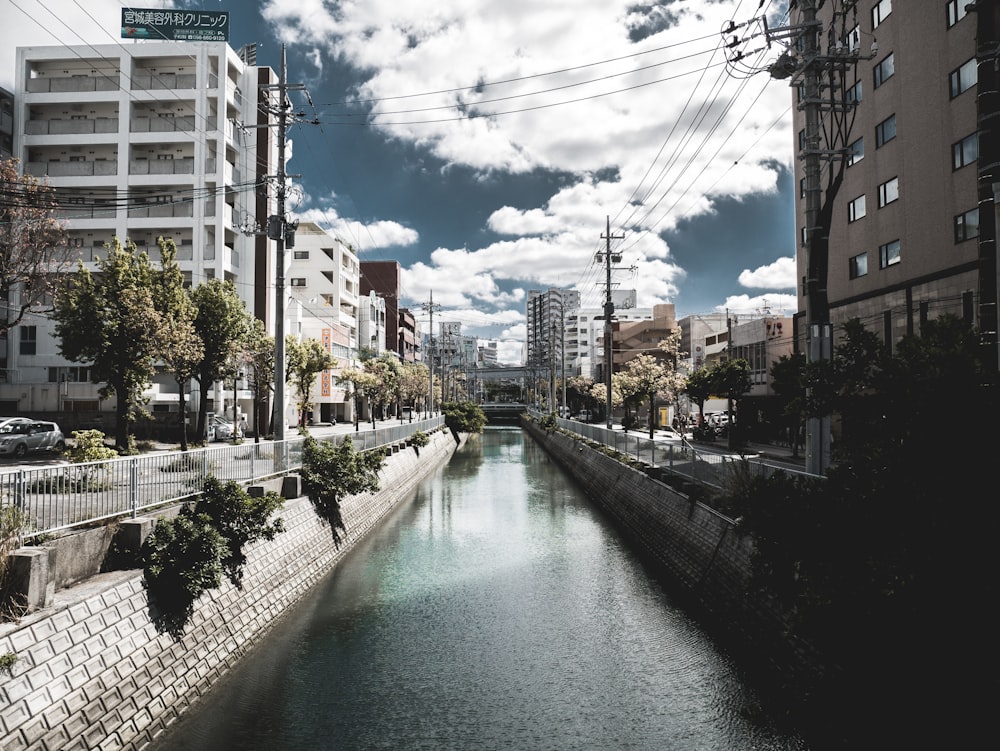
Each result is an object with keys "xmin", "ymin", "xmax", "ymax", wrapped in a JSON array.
[
  {"xmin": 847, "ymin": 206, "xmax": 980, "ymax": 282},
  {"xmin": 849, "ymin": 239, "xmax": 900, "ymax": 279}
]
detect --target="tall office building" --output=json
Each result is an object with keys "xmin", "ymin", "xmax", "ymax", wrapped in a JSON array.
[
  {"xmin": 790, "ymin": 1, "xmax": 997, "ymax": 361},
  {"xmin": 525, "ymin": 288, "xmax": 580, "ymax": 371},
  {"xmin": 4, "ymin": 40, "xmax": 276, "ymax": 418}
]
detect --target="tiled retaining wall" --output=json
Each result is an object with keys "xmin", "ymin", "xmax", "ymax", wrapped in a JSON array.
[
  {"xmin": 0, "ymin": 429, "xmax": 459, "ymax": 751},
  {"xmin": 522, "ymin": 419, "xmax": 820, "ymax": 685}
]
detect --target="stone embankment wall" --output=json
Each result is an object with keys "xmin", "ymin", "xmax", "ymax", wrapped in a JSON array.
[
  {"xmin": 0, "ymin": 429, "xmax": 460, "ymax": 751},
  {"xmin": 522, "ymin": 419, "xmax": 819, "ymax": 686}
]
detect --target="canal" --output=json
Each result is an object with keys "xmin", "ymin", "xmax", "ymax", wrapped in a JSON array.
[{"xmin": 153, "ymin": 427, "xmax": 808, "ymax": 750}]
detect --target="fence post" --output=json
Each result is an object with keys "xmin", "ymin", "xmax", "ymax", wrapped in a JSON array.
[{"xmin": 130, "ymin": 457, "xmax": 139, "ymax": 518}]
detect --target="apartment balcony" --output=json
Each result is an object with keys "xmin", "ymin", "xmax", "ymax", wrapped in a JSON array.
[
  {"xmin": 25, "ymin": 75, "xmax": 119, "ymax": 94},
  {"xmin": 135, "ymin": 242, "xmax": 194, "ymax": 261},
  {"xmin": 130, "ymin": 72, "xmax": 197, "ymax": 91},
  {"xmin": 26, "ymin": 160, "xmax": 118, "ymax": 177},
  {"xmin": 53, "ymin": 205, "xmax": 117, "ymax": 221},
  {"xmin": 129, "ymin": 157, "xmax": 195, "ymax": 175},
  {"xmin": 25, "ymin": 118, "xmax": 119, "ymax": 136},
  {"xmin": 128, "ymin": 202, "xmax": 194, "ymax": 219},
  {"xmin": 130, "ymin": 115, "xmax": 196, "ymax": 133}
]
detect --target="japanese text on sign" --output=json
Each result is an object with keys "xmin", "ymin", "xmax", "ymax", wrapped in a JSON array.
[{"xmin": 121, "ymin": 8, "xmax": 229, "ymax": 42}]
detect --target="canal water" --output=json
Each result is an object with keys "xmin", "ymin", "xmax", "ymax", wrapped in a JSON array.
[{"xmin": 154, "ymin": 427, "xmax": 808, "ymax": 751}]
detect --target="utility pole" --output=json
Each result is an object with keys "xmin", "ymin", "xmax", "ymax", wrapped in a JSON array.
[
  {"xmin": 599, "ymin": 216, "xmax": 624, "ymax": 429},
  {"xmin": 422, "ymin": 292, "xmax": 440, "ymax": 415},
  {"xmin": 261, "ymin": 44, "xmax": 304, "ymax": 442},
  {"xmin": 726, "ymin": 2, "xmax": 873, "ymax": 474}
]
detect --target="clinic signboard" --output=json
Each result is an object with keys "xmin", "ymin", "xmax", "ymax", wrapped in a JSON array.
[{"xmin": 121, "ymin": 8, "xmax": 229, "ymax": 42}]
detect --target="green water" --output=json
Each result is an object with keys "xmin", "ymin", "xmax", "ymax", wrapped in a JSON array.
[{"xmin": 155, "ymin": 428, "xmax": 808, "ymax": 750}]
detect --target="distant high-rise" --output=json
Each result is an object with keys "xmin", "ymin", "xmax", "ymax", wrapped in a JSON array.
[{"xmin": 525, "ymin": 288, "xmax": 580, "ymax": 372}]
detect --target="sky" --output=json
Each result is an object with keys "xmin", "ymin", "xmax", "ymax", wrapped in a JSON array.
[{"xmin": 1, "ymin": 0, "xmax": 800, "ymax": 364}]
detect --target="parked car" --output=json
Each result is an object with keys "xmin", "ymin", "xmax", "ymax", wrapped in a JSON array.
[
  {"xmin": 574, "ymin": 410, "xmax": 594, "ymax": 422},
  {"xmin": 209, "ymin": 416, "xmax": 243, "ymax": 441},
  {"xmin": 0, "ymin": 417, "xmax": 66, "ymax": 457}
]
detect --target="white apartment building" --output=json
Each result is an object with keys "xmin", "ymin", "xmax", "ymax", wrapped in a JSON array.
[
  {"xmin": 4, "ymin": 40, "xmax": 276, "ymax": 424},
  {"xmin": 286, "ymin": 222, "xmax": 362, "ymax": 425}
]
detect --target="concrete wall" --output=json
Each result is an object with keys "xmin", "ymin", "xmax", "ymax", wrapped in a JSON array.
[
  {"xmin": 0, "ymin": 429, "xmax": 459, "ymax": 751},
  {"xmin": 521, "ymin": 419, "xmax": 821, "ymax": 686}
]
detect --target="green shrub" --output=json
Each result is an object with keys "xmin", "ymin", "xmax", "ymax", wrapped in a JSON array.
[
  {"xmin": 538, "ymin": 412, "xmax": 558, "ymax": 431},
  {"xmin": 140, "ymin": 510, "xmax": 227, "ymax": 639},
  {"xmin": 194, "ymin": 476, "xmax": 284, "ymax": 588},
  {"xmin": 300, "ymin": 436, "xmax": 384, "ymax": 546},
  {"xmin": 442, "ymin": 401, "xmax": 487, "ymax": 434},
  {"xmin": 0, "ymin": 652, "xmax": 17, "ymax": 678},
  {"xmin": 68, "ymin": 430, "xmax": 117, "ymax": 463},
  {"xmin": 0, "ymin": 506, "xmax": 26, "ymax": 588},
  {"xmin": 410, "ymin": 430, "xmax": 430, "ymax": 448}
]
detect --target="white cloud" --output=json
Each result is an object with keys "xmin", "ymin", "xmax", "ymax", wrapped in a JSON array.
[
  {"xmin": 717, "ymin": 293, "xmax": 799, "ymax": 317},
  {"xmin": 738, "ymin": 257, "xmax": 796, "ymax": 290},
  {"xmin": 292, "ymin": 208, "xmax": 419, "ymax": 250}
]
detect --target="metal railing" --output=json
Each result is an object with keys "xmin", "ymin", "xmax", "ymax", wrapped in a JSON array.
[
  {"xmin": 529, "ymin": 411, "xmax": 822, "ymax": 493},
  {"xmin": 0, "ymin": 417, "xmax": 443, "ymax": 540}
]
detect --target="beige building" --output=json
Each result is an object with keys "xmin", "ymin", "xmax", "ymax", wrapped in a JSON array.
[{"xmin": 789, "ymin": 1, "xmax": 996, "ymax": 360}]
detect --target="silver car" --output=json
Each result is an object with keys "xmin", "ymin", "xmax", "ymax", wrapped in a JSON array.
[{"xmin": 0, "ymin": 418, "xmax": 66, "ymax": 458}]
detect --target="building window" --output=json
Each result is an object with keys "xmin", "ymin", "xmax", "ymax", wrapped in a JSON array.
[
  {"xmin": 872, "ymin": 0, "xmax": 892, "ymax": 29},
  {"xmin": 879, "ymin": 239, "xmax": 901, "ymax": 269},
  {"xmin": 846, "ymin": 80, "xmax": 862, "ymax": 106},
  {"xmin": 947, "ymin": 0, "xmax": 968, "ymax": 27},
  {"xmin": 290, "ymin": 278, "xmax": 307, "ymax": 287},
  {"xmin": 874, "ymin": 53, "xmax": 895, "ymax": 88},
  {"xmin": 293, "ymin": 250, "xmax": 309, "ymax": 260},
  {"xmin": 849, "ymin": 253, "xmax": 868, "ymax": 279},
  {"xmin": 847, "ymin": 137, "xmax": 864, "ymax": 165},
  {"xmin": 875, "ymin": 114, "xmax": 896, "ymax": 147},
  {"xmin": 799, "ymin": 177, "xmax": 806, "ymax": 198},
  {"xmin": 798, "ymin": 129, "xmax": 806, "ymax": 151},
  {"xmin": 954, "ymin": 208, "xmax": 980, "ymax": 243},
  {"xmin": 801, "ymin": 226, "xmax": 809, "ymax": 247},
  {"xmin": 845, "ymin": 24, "xmax": 860, "ymax": 51},
  {"xmin": 848, "ymin": 194, "xmax": 867, "ymax": 222},
  {"xmin": 949, "ymin": 58, "xmax": 977, "ymax": 98},
  {"xmin": 952, "ymin": 133, "xmax": 978, "ymax": 170},
  {"xmin": 20, "ymin": 326, "xmax": 37, "ymax": 355},
  {"xmin": 877, "ymin": 177, "xmax": 899, "ymax": 208}
]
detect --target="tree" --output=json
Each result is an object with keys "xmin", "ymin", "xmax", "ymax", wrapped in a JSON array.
[
  {"xmin": 53, "ymin": 238, "xmax": 166, "ymax": 452},
  {"xmin": 442, "ymin": 400, "xmax": 486, "ymax": 434},
  {"xmin": 337, "ymin": 367, "xmax": 379, "ymax": 431},
  {"xmin": 242, "ymin": 318, "xmax": 274, "ymax": 441},
  {"xmin": 398, "ymin": 362, "xmax": 430, "ymax": 421},
  {"xmin": 622, "ymin": 354, "xmax": 671, "ymax": 439},
  {"xmin": 300, "ymin": 436, "xmax": 385, "ymax": 546},
  {"xmin": 711, "ymin": 358, "xmax": 752, "ymax": 449},
  {"xmin": 191, "ymin": 280, "xmax": 250, "ymax": 441},
  {"xmin": 567, "ymin": 375, "xmax": 595, "ymax": 417},
  {"xmin": 152, "ymin": 238, "xmax": 202, "ymax": 451},
  {"xmin": 286, "ymin": 336, "xmax": 335, "ymax": 429},
  {"xmin": 363, "ymin": 353, "xmax": 402, "ymax": 424},
  {"xmin": 0, "ymin": 158, "xmax": 69, "ymax": 337},
  {"xmin": 769, "ymin": 352, "xmax": 807, "ymax": 457},
  {"xmin": 683, "ymin": 366, "xmax": 715, "ymax": 427},
  {"xmin": 611, "ymin": 370, "xmax": 642, "ymax": 431},
  {"xmin": 727, "ymin": 315, "xmax": 998, "ymax": 744}
]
